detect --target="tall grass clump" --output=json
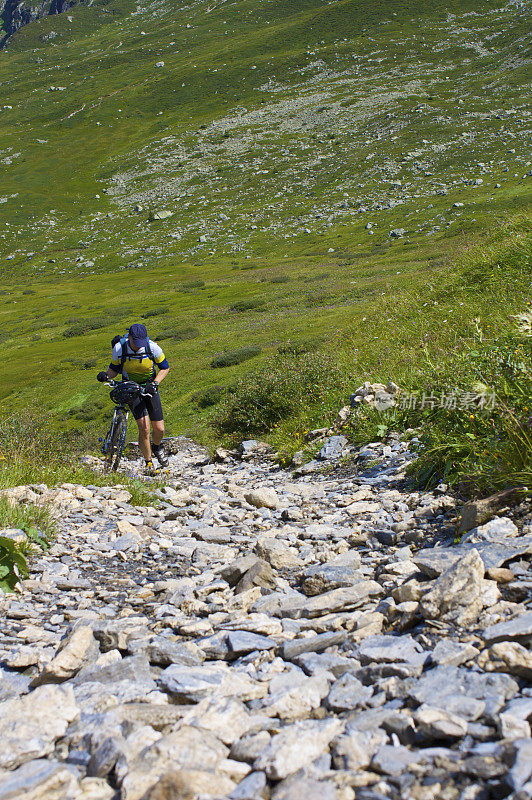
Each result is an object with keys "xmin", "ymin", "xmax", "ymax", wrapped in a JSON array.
[
  {"xmin": 0, "ymin": 496, "xmax": 57, "ymax": 591},
  {"xmin": 213, "ymin": 352, "xmax": 348, "ymax": 438},
  {"xmin": 0, "ymin": 409, "xmax": 158, "ymax": 505},
  {"xmin": 344, "ymin": 214, "xmax": 532, "ymax": 495}
]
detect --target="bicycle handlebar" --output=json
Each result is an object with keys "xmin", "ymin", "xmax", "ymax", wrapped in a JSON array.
[{"xmin": 103, "ymin": 379, "xmax": 156, "ymax": 398}]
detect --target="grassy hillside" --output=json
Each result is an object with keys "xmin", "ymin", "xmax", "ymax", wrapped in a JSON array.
[{"xmin": 0, "ymin": 0, "xmax": 530, "ymax": 460}]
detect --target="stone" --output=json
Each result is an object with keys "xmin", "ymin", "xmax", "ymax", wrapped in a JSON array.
[
  {"xmin": 419, "ymin": 549, "xmax": 484, "ymax": 626},
  {"xmin": 229, "ymin": 770, "xmax": 267, "ymax": 799},
  {"xmin": 149, "ymin": 210, "xmax": 174, "ymax": 221},
  {"xmin": 478, "ymin": 642, "xmax": 532, "ymax": 681},
  {"xmin": 371, "ymin": 744, "xmax": 422, "ymax": 774},
  {"xmin": 357, "ymin": 634, "xmax": 427, "ymax": 666},
  {"xmin": 255, "ymin": 538, "xmax": 299, "ymax": 569},
  {"xmin": 457, "ymin": 489, "xmax": 524, "ymax": 533},
  {"xmin": 0, "ymin": 759, "xmax": 80, "ymax": 800},
  {"xmin": 326, "ymin": 673, "xmax": 373, "ymax": 711},
  {"xmin": 409, "ymin": 666, "xmax": 518, "ymax": 714},
  {"xmin": 414, "ymin": 705, "xmax": 468, "ymax": 740},
  {"xmin": 227, "ymin": 630, "xmax": 277, "ymax": 657},
  {"xmin": 462, "ymin": 516, "xmax": 519, "ymax": 543},
  {"xmin": 254, "ymin": 718, "xmax": 343, "ymax": 780},
  {"xmin": 221, "ymin": 555, "xmax": 262, "ymax": 586},
  {"xmin": 119, "ymin": 726, "xmax": 229, "ymax": 800},
  {"xmin": 301, "ymin": 565, "xmax": 362, "ymax": 596},
  {"xmin": 244, "ymin": 488, "xmax": 279, "ymax": 509},
  {"xmin": 0, "ymin": 684, "xmax": 79, "ymax": 769},
  {"xmin": 332, "ymin": 729, "xmax": 387, "ymax": 770},
  {"xmin": 131, "ymin": 636, "xmax": 203, "ymax": 667},
  {"xmin": 483, "ymin": 611, "xmax": 532, "ymax": 643},
  {"xmin": 282, "ymin": 631, "xmax": 346, "ymax": 660},
  {"xmin": 319, "ymin": 436, "xmax": 348, "ymax": 460},
  {"xmin": 31, "ymin": 626, "xmax": 99, "ymax": 686},
  {"xmin": 430, "ymin": 639, "xmax": 479, "ymax": 667},
  {"xmin": 276, "ymin": 582, "xmax": 381, "ymax": 619},
  {"xmin": 414, "ymin": 537, "xmax": 532, "ymax": 576},
  {"xmin": 508, "ymin": 739, "xmax": 532, "ymax": 791},
  {"xmin": 272, "ymin": 776, "xmax": 338, "ymax": 800}
]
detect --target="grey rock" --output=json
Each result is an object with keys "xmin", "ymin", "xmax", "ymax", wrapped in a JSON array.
[
  {"xmin": 409, "ymin": 666, "xmax": 519, "ymax": 715},
  {"xmin": 282, "ymin": 630, "xmax": 346, "ymax": 661},
  {"xmin": 413, "ymin": 537, "xmax": 532, "ymax": 576},
  {"xmin": 229, "ymin": 771, "xmax": 268, "ymax": 799},
  {"xmin": 0, "ymin": 684, "xmax": 79, "ymax": 769},
  {"xmin": 357, "ymin": 634, "xmax": 427, "ymax": 666},
  {"xmin": 130, "ymin": 635, "xmax": 203, "ymax": 667},
  {"xmin": 227, "ymin": 630, "xmax": 277, "ymax": 657},
  {"xmin": 319, "ymin": 436, "xmax": 348, "ymax": 460},
  {"xmin": 372, "ymin": 743, "xmax": 422, "ymax": 774},
  {"xmin": 271, "ymin": 776, "xmax": 338, "ymax": 800},
  {"xmin": 254, "ymin": 718, "xmax": 343, "ymax": 780},
  {"xmin": 508, "ymin": 739, "xmax": 532, "ymax": 791},
  {"xmin": 419, "ymin": 549, "xmax": 485, "ymax": 626},
  {"xmin": 301, "ymin": 564, "xmax": 362, "ymax": 596},
  {"xmin": 457, "ymin": 489, "xmax": 524, "ymax": 533},
  {"xmin": 326, "ymin": 673, "xmax": 373, "ymax": 711},
  {"xmin": 244, "ymin": 488, "xmax": 279, "ymax": 509},
  {"xmin": 462, "ymin": 516, "xmax": 519, "ymax": 543},
  {"xmin": 276, "ymin": 581, "xmax": 382, "ymax": 619},
  {"xmin": 430, "ymin": 639, "xmax": 479, "ymax": 667},
  {"xmin": 483, "ymin": 611, "xmax": 532, "ymax": 643},
  {"xmin": 0, "ymin": 759, "xmax": 80, "ymax": 800},
  {"xmin": 0, "ymin": 667, "xmax": 31, "ymax": 702}
]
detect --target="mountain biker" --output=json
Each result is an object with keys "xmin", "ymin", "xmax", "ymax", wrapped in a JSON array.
[{"xmin": 97, "ymin": 323, "xmax": 170, "ymax": 474}]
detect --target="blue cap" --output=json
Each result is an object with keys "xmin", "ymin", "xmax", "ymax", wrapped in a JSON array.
[{"xmin": 128, "ymin": 323, "xmax": 148, "ymax": 347}]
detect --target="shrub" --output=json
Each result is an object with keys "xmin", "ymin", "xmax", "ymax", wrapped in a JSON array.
[
  {"xmin": 63, "ymin": 317, "xmax": 109, "ymax": 337},
  {"xmin": 211, "ymin": 346, "xmax": 261, "ymax": 369},
  {"xmin": 192, "ymin": 384, "xmax": 228, "ymax": 408},
  {"xmin": 269, "ymin": 275, "xmax": 290, "ymax": 284},
  {"xmin": 180, "ymin": 280, "xmax": 205, "ymax": 289},
  {"xmin": 278, "ymin": 337, "xmax": 323, "ymax": 356},
  {"xmin": 61, "ymin": 358, "xmax": 97, "ymax": 369},
  {"xmin": 230, "ymin": 299, "xmax": 267, "ymax": 312},
  {"xmin": 155, "ymin": 326, "xmax": 200, "ymax": 342},
  {"xmin": 213, "ymin": 352, "xmax": 344, "ymax": 435},
  {"xmin": 142, "ymin": 307, "xmax": 170, "ymax": 319}
]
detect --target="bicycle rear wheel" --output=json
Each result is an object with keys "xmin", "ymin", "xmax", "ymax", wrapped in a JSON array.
[{"xmin": 105, "ymin": 411, "xmax": 128, "ymax": 472}]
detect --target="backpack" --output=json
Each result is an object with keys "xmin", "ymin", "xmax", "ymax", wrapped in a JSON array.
[{"xmin": 119, "ymin": 335, "xmax": 156, "ymax": 372}]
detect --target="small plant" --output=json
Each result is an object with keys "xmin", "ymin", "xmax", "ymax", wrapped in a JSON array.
[
  {"xmin": 142, "ymin": 307, "xmax": 170, "ymax": 319},
  {"xmin": 210, "ymin": 346, "xmax": 261, "ymax": 368},
  {"xmin": 191, "ymin": 384, "xmax": 228, "ymax": 408},
  {"xmin": 0, "ymin": 537, "xmax": 28, "ymax": 592},
  {"xmin": 229, "ymin": 299, "xmax": 267, "ymax": 312}
]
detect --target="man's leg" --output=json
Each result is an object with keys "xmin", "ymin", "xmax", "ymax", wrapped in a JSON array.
[
  {"xmin": 151, "ymin": 420, "xmax": 164, "ymax": 447},
  {"xmin": 136, "ymin": 415, "xmax": 151, "ymax": 462}
]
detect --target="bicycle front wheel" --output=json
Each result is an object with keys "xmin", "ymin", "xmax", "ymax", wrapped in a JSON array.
[{"xmin": 105, "ymin": 411, "xmax": 128, "ymax": 472}]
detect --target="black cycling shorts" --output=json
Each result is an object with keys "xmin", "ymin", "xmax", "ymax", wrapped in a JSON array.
[{"xmin": 131, "ymin": 392, "xmax": 164, "ymax": 422}]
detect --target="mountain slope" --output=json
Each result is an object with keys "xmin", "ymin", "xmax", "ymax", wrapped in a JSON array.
[{"xmin": 0, "ymin": 0, "xmax": 530, "ymax": 439}]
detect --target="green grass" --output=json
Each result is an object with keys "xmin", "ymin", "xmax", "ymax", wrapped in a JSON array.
[{"xmin": 0, "ymin": 0, "xmax": 530, "ymax": 491}]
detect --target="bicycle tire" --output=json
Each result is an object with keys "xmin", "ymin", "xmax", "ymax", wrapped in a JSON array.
[{"xmin": 105, "ymin": 411, "xmax": 127, "ymax": 472}]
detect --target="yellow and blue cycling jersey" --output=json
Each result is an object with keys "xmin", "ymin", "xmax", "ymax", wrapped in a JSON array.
[{"xmin": 110, "ymin": 339, "xmax": 169, "ymax": 384}]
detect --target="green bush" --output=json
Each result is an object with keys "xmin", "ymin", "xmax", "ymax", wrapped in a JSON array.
[
  {"xmin": 278, "ymin": 337, "xmax": 323, "ymax": 356},
  {"xmin": 210, "ymin": 346, "xmax": 261, "ymax": 369},
  {"xmin": 142, "ymin": 307, "xmax": 170, "ymax": 318},
  {"xmin": 180, "ymin": 280, "xmax": 205, "ymax": 289},
  {"xmin": 269, "ymin": 275, "xmax": 290, "ymax": 284},
  {"xmin": 191, "ymin": 384, "xmax": 228, "ymax": 408},
  {"xmin": 213, "ymin": 352, "xmax": 344, "ymax": 435},
  {"xmin": 61, "ymin": 357, "xmax": 97, "ymax": 369},
  {"xmin": 0, "ymin": 537, "xmax": 28, "ymax": 592},
  {"xmin": 155, "ymin": 326, "xmax": 200, "ymax": 342},
  {"xmin": 63, "ymin": 317, "xmax": 110, "ymax": 337},
  {"xmin": 229, "ymin": 299, "xmax": 267, "ymax": 312}
]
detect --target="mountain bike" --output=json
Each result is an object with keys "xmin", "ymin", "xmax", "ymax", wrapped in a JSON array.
[{"xmin": 99, "ymin": 379, "xmax": 153, "ymax": 472}]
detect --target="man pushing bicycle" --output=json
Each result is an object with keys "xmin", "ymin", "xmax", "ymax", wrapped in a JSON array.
[{"xmin": 97, "ymin": 323, "xmax": 170, "ymax": 474}]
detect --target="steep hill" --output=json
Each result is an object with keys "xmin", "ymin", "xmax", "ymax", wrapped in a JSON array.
[{"xmin": 0, "ymin": 0, "xmax": 530, "ymax": 442}]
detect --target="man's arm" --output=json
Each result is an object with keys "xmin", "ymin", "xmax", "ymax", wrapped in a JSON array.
[{"xmin": 154, "ymin": 367, "xmax": 170, "ymax": 385}]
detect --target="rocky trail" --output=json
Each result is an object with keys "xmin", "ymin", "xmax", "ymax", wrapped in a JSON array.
[{"xmin": 1, "ymin": 435, "xmax": 532, "ymax": 800}]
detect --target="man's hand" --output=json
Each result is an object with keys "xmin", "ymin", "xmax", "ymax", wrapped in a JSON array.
[
  {"xmin": 145, "ymin": 381, "xmax": 159, "ymax": 396},
  {"xmin": 96, "ymin": 371, "xmax": 108, "ymax": 383}
]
